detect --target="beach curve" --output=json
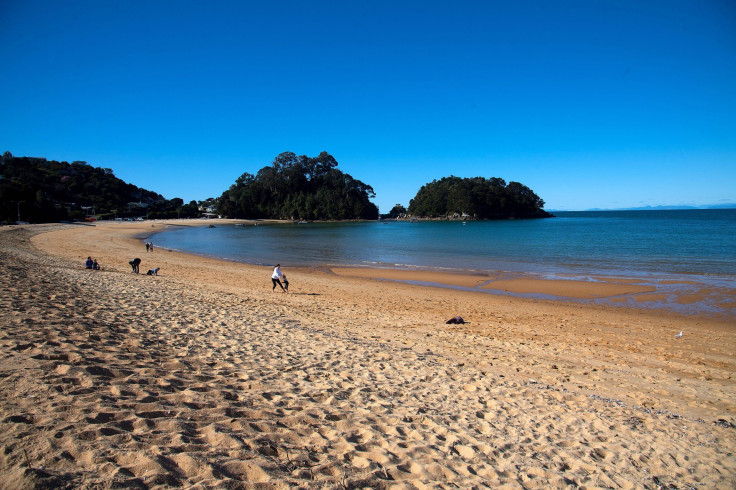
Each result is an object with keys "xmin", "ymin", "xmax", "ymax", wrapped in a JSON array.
[{"xmin": 0, "ymin": 221, "xmax": 734, "ymax": 488}]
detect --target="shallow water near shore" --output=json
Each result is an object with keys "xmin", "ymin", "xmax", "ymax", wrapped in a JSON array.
[{"xmin": 151, "ymin": 209, "xmax": 736, "ymax": 319}]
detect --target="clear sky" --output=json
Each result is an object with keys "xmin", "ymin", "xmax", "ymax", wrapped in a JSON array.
[{"xmin": 2, "ymin": 1, "xmax": 735, "ymax": 211}]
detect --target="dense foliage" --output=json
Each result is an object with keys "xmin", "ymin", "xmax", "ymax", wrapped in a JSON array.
[
  {"xmin": 1, "ymin": 150, "xmax": 548, "ymax": 224},
  {"xmin": 0, "ymin": 152, "xmax": 202, "ymax": 223},
  {"xmin": 218, "ymin": 152, "xmax": 379, "ymax": 220},
  {"xmin": 384, "ymin": 204, "xmax": 408, "ymax": 219},
  {"xmin": 408, "ymin": 176, "xmax": 551, "ymax": 219}
]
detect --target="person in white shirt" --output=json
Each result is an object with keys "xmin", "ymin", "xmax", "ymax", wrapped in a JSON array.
[{"xmin": 271, "ymin": 264, "xmax": 287, "ymax": 292}]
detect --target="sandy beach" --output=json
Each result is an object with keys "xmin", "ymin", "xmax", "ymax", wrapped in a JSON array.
[{"xmin": 1, "ymin": 221, "xmax": 734, "ymax": 488}]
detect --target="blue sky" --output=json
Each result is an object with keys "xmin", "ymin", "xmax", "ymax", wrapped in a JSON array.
[{"xmin": 2, "ymin": 0, "xmax": 735, "ymax": 211}]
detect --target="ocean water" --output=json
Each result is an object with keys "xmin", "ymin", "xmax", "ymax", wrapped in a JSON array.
[
  {"xmin": 151, "ymin": 209, "xmax": 736, "ymax": 317},
  {"xmin": 152, "ymin": 209, "xmax": 735, "ymax": 276}
]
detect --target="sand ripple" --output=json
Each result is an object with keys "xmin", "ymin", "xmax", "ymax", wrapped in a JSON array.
[{"xmin": 0, "ymin": 224, "xmax": 734, "ymax": 488}]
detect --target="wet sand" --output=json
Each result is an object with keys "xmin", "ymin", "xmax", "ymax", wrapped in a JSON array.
[{"xmin": 1, "ymin": 221, "xmax": 734, "ymax": 488}]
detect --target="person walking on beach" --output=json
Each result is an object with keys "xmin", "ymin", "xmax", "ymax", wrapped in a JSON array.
[
  {"xmin": 282, "ymin": 274, "xmax": 289, "ymax": 292},
  {"xmin": 271, "ymin": 264, "xmax": 287, "ymax": 293},
  {"xmin": 146, "ymin": 242, "xmax": 150, "ymax": 253}
]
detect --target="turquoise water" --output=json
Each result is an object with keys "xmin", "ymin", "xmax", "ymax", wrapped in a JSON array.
[
  {"xmin": 152, "ymin": 209, "xmax": 736, "ymax": 278},
  {"xmin": 151, "ymin": 209, "xmax": 736, "ymax": 318}
]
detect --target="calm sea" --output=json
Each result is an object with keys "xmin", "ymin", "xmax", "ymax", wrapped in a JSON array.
[{"xmin": 151, "ymin": 209, "xmax": 736, "ymax": 317}]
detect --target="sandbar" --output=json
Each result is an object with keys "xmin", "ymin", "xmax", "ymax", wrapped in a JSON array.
[
  {"xmin": 330, "ymin": 267, "xmax": 493, "ymax": 288},
  {"xmin": 482, "ymin": 278, "xmax": 656, "ymax": 299}
]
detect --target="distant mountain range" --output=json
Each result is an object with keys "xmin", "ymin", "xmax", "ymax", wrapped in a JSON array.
[{"xmin": 548, "ymin": 203, "xmax": 736, "ymax": 212}]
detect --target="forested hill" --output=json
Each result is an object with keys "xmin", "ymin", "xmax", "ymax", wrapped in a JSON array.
[
  {"xmin": 218, "ymin": 152, "xmax": 379, "ymax": 220},
  {"xmin": 408, "ymin": 176, "xmax": 551, "ymax": 219},
  {"xmin": 0, "ymin": 152, "xmax": 200, "ymax": 223},
  {"xmin": 2, "ymin": 150, "xmax": 545, "ymax": 224}
]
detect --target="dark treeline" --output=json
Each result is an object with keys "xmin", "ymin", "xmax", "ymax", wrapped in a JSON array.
[
  {"xmin": 218, "ymin": 151, "xmax": 379, "ymax": 220},
  {"xmin": 0, "ymin": 152, "xmax": 204, "ymax": 223},
  {"xmin": 2, "ymin": 150, "xmax": 551, "ymax": 224},
  {"xmin": 408, "ymin": 176, "xmax": 551, "ymax": 219}
]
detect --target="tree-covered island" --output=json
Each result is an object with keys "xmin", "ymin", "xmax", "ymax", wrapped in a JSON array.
[
  {"xmin": 407, "ymin": 176, "xmax": 551, "ymax": 220},
  {"xmin": 217, "ymin": 152, "xmax": 379, "ymax": 221}
]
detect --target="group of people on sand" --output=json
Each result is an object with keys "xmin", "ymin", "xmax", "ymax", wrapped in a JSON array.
[
  {"xmin": 128, "ymin": 257, "xmax": 160, "ymax": 276},
  {"xmin": 93, "ymin": 248, "xmax": 287, "ymax": 292},
  {"xmin": 84, "ymin": 256, "xmax": 100, "ymax": 270},
  {"xmin": 130, "ymin": 242, "xmax": 160, "ymax": 275}
]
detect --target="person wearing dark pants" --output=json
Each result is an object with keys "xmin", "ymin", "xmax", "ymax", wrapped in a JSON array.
[
  {"xmin": 271, "ymin": 264, "xmax": 287, "ymax": 292},
  {"xmin": 129, "ymin": 257, "xmax": 141, "ymax": 273}
]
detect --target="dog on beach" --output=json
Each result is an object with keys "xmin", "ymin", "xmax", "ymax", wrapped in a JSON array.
[{"xmin": 445, "ymin": 316, "xmax": 467, "ymax": 324}]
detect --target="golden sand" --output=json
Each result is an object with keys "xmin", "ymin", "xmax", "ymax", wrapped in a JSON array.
[{"xmin": 0, "ymin": 221, "xmax": 734, "ymax": 488}]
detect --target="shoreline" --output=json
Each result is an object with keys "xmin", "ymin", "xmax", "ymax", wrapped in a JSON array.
[
  {"xmin": 2, "ymin": 221, "xmax": 735, "ymax": 487},
  {"xmin": 143, "ymin": 219, "xmax": 736, "ymax": 322},
  {"xmin": 329, "ymin": 266, "xmax": 736, "ymax": 321},
  {"xmin": 24, "ymin": 221, "xmax": 736, "ymax": 408}
]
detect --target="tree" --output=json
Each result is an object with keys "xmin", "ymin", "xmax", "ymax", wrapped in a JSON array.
[
  {"xmin": 0, "ymin": 154, "xmax": 177, "ymax": 223},
  {"xmin": 217, "ymin": 152, "xmax": 378, "ymax": 220},
  {"xmin": 179, "ymin": 200, "xmax": 200, "ymax": 218},
  {"xmin": 385, "ymin": 204, "xmax": 407, "ymax": 219},
  {"xmin": 408, "ymin": 176, "xmax": 550, "ymax": 219}
]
